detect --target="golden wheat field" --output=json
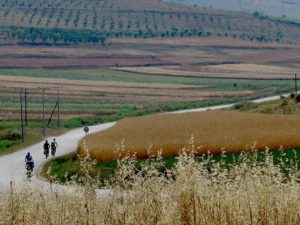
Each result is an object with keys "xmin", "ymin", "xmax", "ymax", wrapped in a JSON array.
[{"xmin": 81, "ymin": 110, "xmax": 300, "ymax": 162}]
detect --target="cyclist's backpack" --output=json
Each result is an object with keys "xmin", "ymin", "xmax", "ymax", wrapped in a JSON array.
[{"xmin": 26, "ymin": 155, "xmax": 32, "ymax": 161}]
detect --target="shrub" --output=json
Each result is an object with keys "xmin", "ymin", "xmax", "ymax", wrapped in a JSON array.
[
  {"xmin": 0, "ymin": 130, "xmax": 20, "ymax": 141},
  {"xmin": 295, "ymin": 94, "xmax": 300, "ymax": 102},
  {"xmin": 0, "ymin": 139, "xmax": 14, "ymax": 150}
]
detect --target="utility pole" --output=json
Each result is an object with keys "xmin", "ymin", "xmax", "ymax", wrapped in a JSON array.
[
  {"xmin": 42, "ymin": 88, "xmax": 45, "ymax": 137},
  {"xmin": 57, "ymin": 88, "xmax": 60, "ymax": 128},
  {"xmin": 295, "ymin": 74, "xmax": 298, "ymax": 95},
  {"xmin": 20, "ymin": 89, "xmax": 24, "ymax": 142},
  {"xmin": 24, "ymin": 88, "xmax": 28, "ymax": 126}
]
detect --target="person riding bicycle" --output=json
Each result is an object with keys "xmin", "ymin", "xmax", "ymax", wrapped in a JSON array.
[
  {"xmin": 43, "ymin": 140, "xmax": 50, "ymax": 159},
  {"xmin": 51, "ymin": 138, "xmax": 58, "ymax": 157},
  {"xmin": 25, "ymin": 152, "xmax": 34, "ymax": 171}
]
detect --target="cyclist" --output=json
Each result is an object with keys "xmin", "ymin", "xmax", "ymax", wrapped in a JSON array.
[
  {"xmin": 43, "ymin": 140, "xmax": 50, "ymax": 159},
  {"xmin": 25, "ymin": 152, "xmax": 34, "ymax": 178},
  {"xmin": 51, "ymin": 138, "xmax": 58, "ymax": 157}
]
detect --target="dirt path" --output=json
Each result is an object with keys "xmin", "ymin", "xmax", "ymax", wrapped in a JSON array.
[
  {"xmin": 0, "ymin": 94, "xmax": 287, "ymax": 191},
  {"xmin": 171, "ymin": 94, "xmax": 286, "ymax": 114},
  {"xmin": 0, "ymin": 122, "xmax": 115, "ymax": 191}
]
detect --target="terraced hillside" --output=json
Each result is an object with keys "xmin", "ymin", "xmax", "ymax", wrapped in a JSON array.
[{"xmin": 1, "ymin": 0, "xmax": 300, "ymax": 44}]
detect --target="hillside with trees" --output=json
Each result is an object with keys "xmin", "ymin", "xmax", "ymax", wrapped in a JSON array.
[
  {"xmin": 168, "ymin": 0, "xmax": 300, "ymax": 19},
  {"xmin": 1, "ymin": 0, "xmax": 300, "ymax": 45}
]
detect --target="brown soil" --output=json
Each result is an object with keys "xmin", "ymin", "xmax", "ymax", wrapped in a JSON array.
[{"xmin": 0, "ymin": 57, "xmax": 165, "ymax": 69}]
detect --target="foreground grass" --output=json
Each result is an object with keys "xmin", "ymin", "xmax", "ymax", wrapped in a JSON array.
[
  {"xmin": 43, "ymin": 148, "xmax": 300, "ymax": 185},
  {"xmin": 4, "ymin": 149, "xmax": 300, "ymax": 225}
]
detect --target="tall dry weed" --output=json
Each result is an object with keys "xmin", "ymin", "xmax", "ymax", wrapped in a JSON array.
[{"xmin": 1, "ymin": 144, "xmax": 300, "ymax": 225}]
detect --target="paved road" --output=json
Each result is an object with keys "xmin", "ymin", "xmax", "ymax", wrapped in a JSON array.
[{"xmin": 0, "ymin": 94, "xmax": 288, "ymax": 191}]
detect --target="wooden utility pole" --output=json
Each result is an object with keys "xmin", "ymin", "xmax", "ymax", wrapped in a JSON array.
[
  {"xmin": 57, "ymin": 88, "xmax": 60, "ymax": 128},
  {"xmin": 47, "ymin": 101, "xmax": 58, "ymax": 128},
  {"xmin": 42, "ymin": 88, "xmax": 45, "ymax": 137},
  {"xmin": 295, "ymin": 74, "xmax": 298, "ymax": 95},
  {"xmin": 24, "ymin": 88, "xmax": 28, "ymax": 126},
  {"xmin": 20, "ymin": 89, "xmax": 24, "ymax": 142}
]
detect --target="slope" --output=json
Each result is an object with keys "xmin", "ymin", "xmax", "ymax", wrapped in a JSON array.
[
  {"xmin": 1, "ymin": 0, "xmax": 300, "ymax": 44},
  {"xmin": 168, "ymin": 0, "xmax": 300, "ymax": 19}
]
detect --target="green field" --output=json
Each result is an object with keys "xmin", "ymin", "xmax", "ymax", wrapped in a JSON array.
[{"xmin": 0, "ymin": 68, "xmax": 294, "ymax": 90}]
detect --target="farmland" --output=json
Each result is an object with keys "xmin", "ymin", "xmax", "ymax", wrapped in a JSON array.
[
  {"xmin": 117, "ymin": 63, "xmax": 299, "ymax": 80},
  {"xmin": 169, "ymin": 0, "xmax": 300, "ymax": 19},
  {"xmin": 1, "ymin": 0, "xmax": 300, "ymax": 223},
  {"xmin": 0, "ymin": 66, "xmax": 294, "ymax": 122},
  {"xmin": 1, "ymin": 0, "xmax": 300, "ymax": 44},
  {"xmin": 80, "ymin": 110, "xmax": 300, "ymax": 162},
  {"xmin": 0, "ymin": 37, "xmax": 298, "ymax": 151}
]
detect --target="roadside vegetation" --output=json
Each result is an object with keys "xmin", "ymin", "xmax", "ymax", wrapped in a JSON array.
[
  {"xmin": 44, "ymin": 146, "xmax": 300, "ymax": 186},
  {"xmin": 0, "ymin": 122, "xmax": 67, "ymax": 156},
  {"xmin": 235, "ymin": 93, "xmax": 300, "ymax": 115},
  {"xmin": 7, "ymin": 144, "xmax": 300, "ymax": 224}
]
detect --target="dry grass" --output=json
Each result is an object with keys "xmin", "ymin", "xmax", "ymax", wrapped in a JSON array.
[
  {"xmin": 117, "ymin": 63, "xmax": 297, "ymax": 80},
  {"xmin": 1, "ymin": 147, "xmax": 300, "ymax": 225},
  {"xmin": 81, "ymin": 110, "xmax": 300, "ymax": 162},
  {"xmin": 110, "ymin": 37, "xmax": 293, "ymax": 47},
  {"xmin": 1, "ymin": 76, "xmax": 211, "ymax": 106}
]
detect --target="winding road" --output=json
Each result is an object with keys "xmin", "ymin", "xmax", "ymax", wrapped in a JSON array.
[
  {"xmin": 0, "ymin": 94, "xmax": 288, "ymax": 191},
  {"xmin": 0, "ymin": 122, "xmax": 115, "ymax": 191}
]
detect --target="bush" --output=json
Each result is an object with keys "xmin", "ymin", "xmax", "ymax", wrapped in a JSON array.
[
  {"xmin": 295, "ymin": 93, "xmax": 300, "ymax": 102},
  {"xmin": 0, "ymin": 139, "xmax": 15, "ymax": 150},
  {"xmin": 233, "ymin": 102, "xmax": 244, "ymax": 109},
  {"xmin": 0, "ymin": 130, "xmax": 20, "ymax": 141},
  {"xmin": 233, "ymin": 101, "xmax": 254, "ymax": 110},
  {"xmin": 4, "ymin": 130, "xmax": 21, "ymax": 141}
]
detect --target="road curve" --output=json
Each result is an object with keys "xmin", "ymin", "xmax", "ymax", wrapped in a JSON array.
[
  {"xmin": 0, "ymin": 122, "xmax": 115, "ymax": 191},
  {"xmin": 0, "ymin": 93, "xmax": 288, "ymax": 191}
]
